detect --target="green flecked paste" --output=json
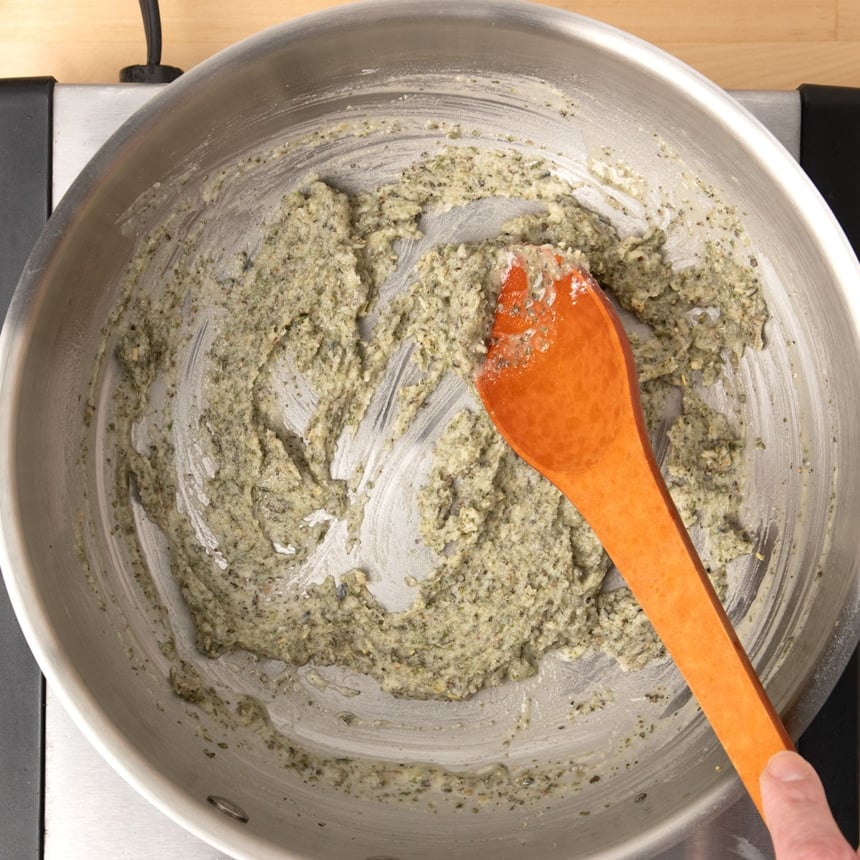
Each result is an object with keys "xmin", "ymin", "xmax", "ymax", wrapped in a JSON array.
[{"xmin": 111, "ymin": 145, "xmax": 766, "ymax": 702}]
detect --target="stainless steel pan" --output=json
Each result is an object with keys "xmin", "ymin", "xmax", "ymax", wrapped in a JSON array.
[{"xmin": 2, "ymin": 2, "xmax": 860, "ymax": 857}]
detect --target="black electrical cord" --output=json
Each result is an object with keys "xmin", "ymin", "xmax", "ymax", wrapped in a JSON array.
[
  {"xmin": 140, "ymin": 0, "xmax": 163, "ymax": 66},
  {"xmin": 120, "ymin": 0, "xmax": 183, "ymax": 84}
]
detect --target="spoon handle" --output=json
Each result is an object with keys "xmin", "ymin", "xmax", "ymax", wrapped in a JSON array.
[{"xmin": 549, "ymin": 425, "xmax": 794, "ymax": 817}]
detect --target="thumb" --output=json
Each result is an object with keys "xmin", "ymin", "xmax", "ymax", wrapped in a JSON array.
[{"xmin": 760, "ymin": 750, "xmax": 857, "ymax": 859}]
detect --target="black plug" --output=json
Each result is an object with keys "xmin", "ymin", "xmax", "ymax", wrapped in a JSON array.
[{"xmin": 120, "ymin": 0, "xmax": 183, "ymax": 83}]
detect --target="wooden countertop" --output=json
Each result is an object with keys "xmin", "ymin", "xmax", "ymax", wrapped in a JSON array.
[{"xmin": 2, "ymin": 0, "xmax": 859, "ymax": 90}]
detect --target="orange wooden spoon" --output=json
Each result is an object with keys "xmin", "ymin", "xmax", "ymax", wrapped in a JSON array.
[{"xmin": 475, "ymin": 246, "xmax": 793, "ymax": 816}]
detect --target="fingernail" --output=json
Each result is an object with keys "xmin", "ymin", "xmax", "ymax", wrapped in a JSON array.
[{"xmin": 765, "ymin": 751, "xmax": 809, "ymax": 782}]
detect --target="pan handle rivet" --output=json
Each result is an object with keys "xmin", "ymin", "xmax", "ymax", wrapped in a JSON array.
[{"xmin": 207, "ymin": 794, "xmax": 250, "ymax": 823}]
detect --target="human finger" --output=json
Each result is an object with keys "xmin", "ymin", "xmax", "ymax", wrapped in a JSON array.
[{"xmin": 760, "ymin": 750, "xmax": 857, "ymax": 860}]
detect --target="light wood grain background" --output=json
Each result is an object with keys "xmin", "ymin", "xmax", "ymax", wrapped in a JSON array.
[{"xmin": 2, "ymin": 0, "xmax": 859, "ymax": 90}]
